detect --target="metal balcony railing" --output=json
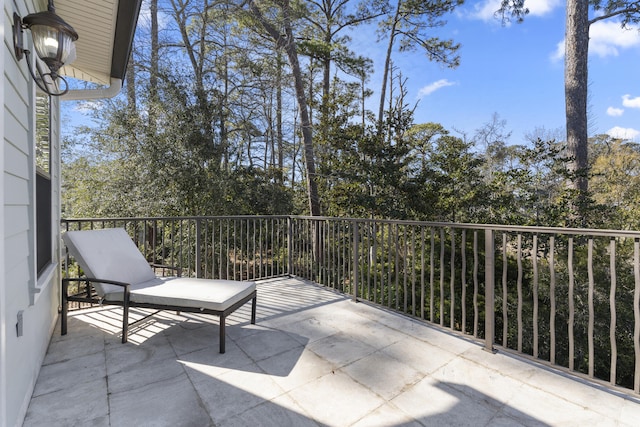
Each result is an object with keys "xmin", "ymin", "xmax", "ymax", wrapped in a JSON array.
[{"xmin": 61, "ymin": 216, "xmax": 640, "ymax": 395}]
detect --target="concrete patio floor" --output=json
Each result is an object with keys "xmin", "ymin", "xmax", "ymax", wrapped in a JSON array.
[{"xmin": 24, "ymin": 277, "xmax": 640, "ymax": 426}]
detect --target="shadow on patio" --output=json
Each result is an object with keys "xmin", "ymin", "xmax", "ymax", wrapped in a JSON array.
[{"xmin": 24, "ymin": 277, "xmax": 640, "ymax": 426}]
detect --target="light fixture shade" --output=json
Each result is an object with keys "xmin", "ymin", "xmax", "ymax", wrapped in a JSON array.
[{"xmin": 23, "ymin": 9, "xmax": 78, "ymax": 76}]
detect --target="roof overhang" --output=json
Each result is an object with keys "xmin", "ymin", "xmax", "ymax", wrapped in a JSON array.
[{"xmin": 51, "ymin": 0, "xmax": 143, "ymax": 86}]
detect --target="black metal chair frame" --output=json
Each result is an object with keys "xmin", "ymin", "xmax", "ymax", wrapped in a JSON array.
[{"xmin": 62, "ymin": 277, "xmax": 257, "ymax": 353}]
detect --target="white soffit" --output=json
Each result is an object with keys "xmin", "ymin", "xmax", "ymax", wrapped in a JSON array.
[{"xmin": 56, "ymin": 0, "xmax": 119, "ymax": 85}]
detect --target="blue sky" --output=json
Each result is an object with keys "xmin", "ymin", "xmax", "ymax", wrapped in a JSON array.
[{"xmin": 352, "ymin": 0, "xmax": 640, "ymax": 145}]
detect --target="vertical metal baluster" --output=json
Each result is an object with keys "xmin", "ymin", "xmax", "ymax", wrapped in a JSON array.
[
  {"xmin": 568, "ymin": 237, "xmax": 575, "ymax": 371},
  {"xmin": 362, "ymin": 221, "xmax": 372, "ymax": 301},
  {"xmin": 275, "ymin": 218, "xmax": 280, "ymax": 276},
  {"xmin": 450, "ymin": 229, "xmax": 456, "ymax": 330},
  {"xmin": 317, "ymin": 220, "xmax": 322, "ymax": 285},
  {"xmin": 388, "ymin": 223, "xmax": 392, "ymax": 308},
  {"xmin": 306, "ymin": 220, "xmax": 310, "ymax": 280},
  {"xmin": 503, "ymin": 233, "xmax": 508, "ymax": 347},
  {"xmin": 533, "ymin": 235, "xmax": 539, "ymax": 359},
  {"xmin": 267, "ymin": 218, "xmax": 271, "ymax": 277},
  {"xmin": 142, "ymin": 219, "xmax": 148, "ymax": 263},
  {"xmin": 195, "ymin": 219, "xmax": 202, "ymax": 278},
  {"xmin": 211, "ymin": 220, "xmax": 216, "ymax": 279},
  {"xmin": 610, "ymin": 238, "xmax": 617, "ymax": 386},
  {"xmin": 440, "ymin": 228, "xmax": 445, "ymax": 327},
  {"xmin": 362, "ymin": 222, "xmax": 366, "ymax": 300},
  {"xmin": 461, "ymin": 229, "xmax": 467, "ymax": 335},
  {"xmin": 430, "ymin": 228, "xmax": 435, "ymax": 323},
  {"xmin": 517, "ymin": 234, "xmax": 523, "ymax": 353},
  {"xmin": 226, "ymin": 220, "xmax": 230, "ymax": 280},
  {"xmin": 403, "ymin": 226, "xmax": 408, "ymax": 313},
  {"xmin": 588, "ymin": 238, "xmax": 594, "ymax": 378},
  {"xmin": 232, "ymin": 220, "xmax": 242, "ymax": 280},
  {"xmin": 320, "ymin": 219, "xmax": 324, "ymax": 283},
  {"xmin": 353, "ymin": 221, "xmax": 359, "ymax": 302},
  {"xmin": 485, "ymin": 228, "xmax": 495, "ymax": 353},
  {"xmin": 550, "ymin": 235, "xmax": 556, "ymax": 364},
  {"xmin": 411, "ymin": 227, "xmax": 416, "ymax": 317},
  {"xmin": 374, "ymin": 222, "xmax": 379, "ymax": 304},
  {"xmin": 633, "ymin": 238, "xmax": 640, "ymax": 394},
  {"xmin": 240, "ymin": 219, "xmax": 249, "ymax": 280},
  {"xmin": 286, "ymin": 218, "xmax": 291, "ymax": 276},
  {"xmin": 219, "ymin": 220, "xmax": 223, "ymax": 279},
  {"xmin": 258, "ymin": 218, "xmax": 262, "ymax": 279},
  {"xmin": 421, "ymin": 227, "xmax": 425, "ymax": 320},
  {"xmin": 331, "ymin": 220, "xmax": 334, "ymax": 288},
  {"xmin": 204, "ymin": 219, "xmax": 209, "ymax": 279},
  {"xmin": 252, "ymin": 218, "xmax": 257, "ymax": 279},
  {"xmin": 248, "ymin": 218, "xmax": 252, "ymax": 280},
  {"xmin": 359, "ymin": 220, "xmax": 363, "ymax": 297},
  {"xmin": 473, "ymin": 231, "xmax": 479, "ymax": 338},
  {"xmin": 396, "ymin": 224, "xmax": 401, "ymax": 310}
]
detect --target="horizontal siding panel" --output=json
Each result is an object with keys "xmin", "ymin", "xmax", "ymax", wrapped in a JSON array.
[
  {"xmin": 4, "ymin": 95, "xmax": 29, "ymax": 151},
  {"xmin": 4, "ymin": 172, "xmax": 30, "ymax": 205},
  {"xmin": 4, "ymin": 139, "xmax": 29, "ymax": 179},
  {"xmin": 4, "ymin": 231, "xmax": 30, "ymax": 282},
  {"xmin": 3, "ymin": 108, "xmax": 29, "ymax": 155},
  {"xmin": 4, "ymin": 256, "xmax": 30, "ymax": 309},
  {"xmin": 3, "ymin": 10, "xmax": 30, "ymax": 110},
  {"xmin": 4, "ymin": 205, "xmax": 30, "ymax": 238}
]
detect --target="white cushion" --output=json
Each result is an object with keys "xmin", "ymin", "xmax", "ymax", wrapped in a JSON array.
[
  {"xmin": 63, "ymin": 228, "xmax": 156, "ymax": 295},
  {"xmin": 105, "ymin": 277, "xmax": 257, "ymax": 312}
]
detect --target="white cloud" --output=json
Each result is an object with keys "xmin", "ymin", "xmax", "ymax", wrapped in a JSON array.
[
  {"xmin": 551, "ymin": 21, "xmax": 640, "ymax": 61},
  {"xmin": 470, "ymin": 0, "xmax": 502, "ymax": 22},
  {"xmin": 470, "ymin": 0, "xmax": 560, "ymax": 22},
  {"xmin": 589, "ymin": 21, "xmax": 640, "ymax": 57},
  {"xmin": 417, "ymin": 79, "xmax": 457, "ymax": 99},
  {"xmin": 607, "ymin": 107, "xmax": 624, "ymax": 117},
  {"xmin": 550, "ymin": 40, "xmax": 565, "ymax": 62},
  {"xmin": 525, "ymin": 0, "xmax": 563, "ymax": 16},
  {"xmin": 622, "ymin": 94, "xmax": 640, "ymax": 109},
  {"xmin": 607, "ymin": 126, "xmax": 640, "ymax": 140}
]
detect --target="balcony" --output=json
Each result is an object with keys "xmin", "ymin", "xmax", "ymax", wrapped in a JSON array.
[{"xmin": 24, "ymin": 216, "xmax": 640, "ymax": 425}]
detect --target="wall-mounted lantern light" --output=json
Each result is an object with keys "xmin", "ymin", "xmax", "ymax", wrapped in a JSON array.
[{"xmin": 13, "ymin": 0, "xmax": 79, "ymax": 96}]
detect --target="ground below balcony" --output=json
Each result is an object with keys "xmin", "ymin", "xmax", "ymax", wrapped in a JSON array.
[{"xmin": 24, "ymin": 277, "xmax": 640, "ymax": 426}]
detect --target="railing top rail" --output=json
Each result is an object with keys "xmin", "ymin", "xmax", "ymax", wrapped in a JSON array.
[
  {"xmin": 61, "ymin": 215, "xmax": 640, "ymax": 239},
  {"xmin": 61, "ymin": 215, "xmax": 291, "ymax": 223},
  {"xmin": 289, "ymin": 216, "xmax": 640, "ymax": 239}
]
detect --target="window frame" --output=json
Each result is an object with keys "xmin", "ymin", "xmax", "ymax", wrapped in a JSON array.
[{"xmin": 35, "ymin": 91, "xmax": 53, "ymax": 278}]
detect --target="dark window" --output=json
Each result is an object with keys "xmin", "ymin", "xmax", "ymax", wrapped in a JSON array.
[{"xmin": 36, "ymin": 93, "xmax": 52, "ymax": 275}]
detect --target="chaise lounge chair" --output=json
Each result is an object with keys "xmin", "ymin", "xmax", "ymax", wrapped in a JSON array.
[{"xmin": 61, "ymin": 227, "xmax": 257, "ymax": 353}]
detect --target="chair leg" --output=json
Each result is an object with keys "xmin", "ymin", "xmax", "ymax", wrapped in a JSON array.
[
  {"xmin": 61, "ymin": 280, "xmax": 68, "ymax": 335},
  {"xmin": 251, "ymin": 296, "xmax": 257, "ymax": 325},
  {"xmin": 219, "ymin": 315, "xmax": 226, "ymax": 354},
  {"xmin": 122, "ymin": 293, "xmax": 130, "ymax": 344}
]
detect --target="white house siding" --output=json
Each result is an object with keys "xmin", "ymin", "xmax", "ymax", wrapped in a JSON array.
[
  {"xmin": 0, "ymin": 0, "xmax": 6, "ymax": 423},
  {"xmin": 2, "ymin": 1, "xmax": 62, "ymax": 426}
]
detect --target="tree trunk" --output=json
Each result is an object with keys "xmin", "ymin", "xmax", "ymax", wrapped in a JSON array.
[
  {"xmin": 248, "ymin": 0, "xmax": 321, "ymax": 216},
  {"xmin": 565, "ymin": 0, "xmax": 589, "ymax": 195},
  {"xmin": 286, "ymin": 31, "xmax": 321, "ymax": 216},
  {"xmin": 150, "ymin": 0, "xmax": 159, "ymax": 126},
  {"xmin": 377, "ymin": 1, "xmax": 401, "ymax": 134},
  {"xmin": 276, "ymin": 52, "xmax": 284, "ymax": 184},
  {"xmin": 126, "ymin": 50, "xmax": 136, "ymax": 112}
]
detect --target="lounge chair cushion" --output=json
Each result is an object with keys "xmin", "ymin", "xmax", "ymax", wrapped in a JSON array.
[
  {"xmin": 63, "ymin": 228, "xmax": 164, "ymax": 295},
  {"xmin": 104, "ymin": 277, "xmax": 256, "ymax": 312}
]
